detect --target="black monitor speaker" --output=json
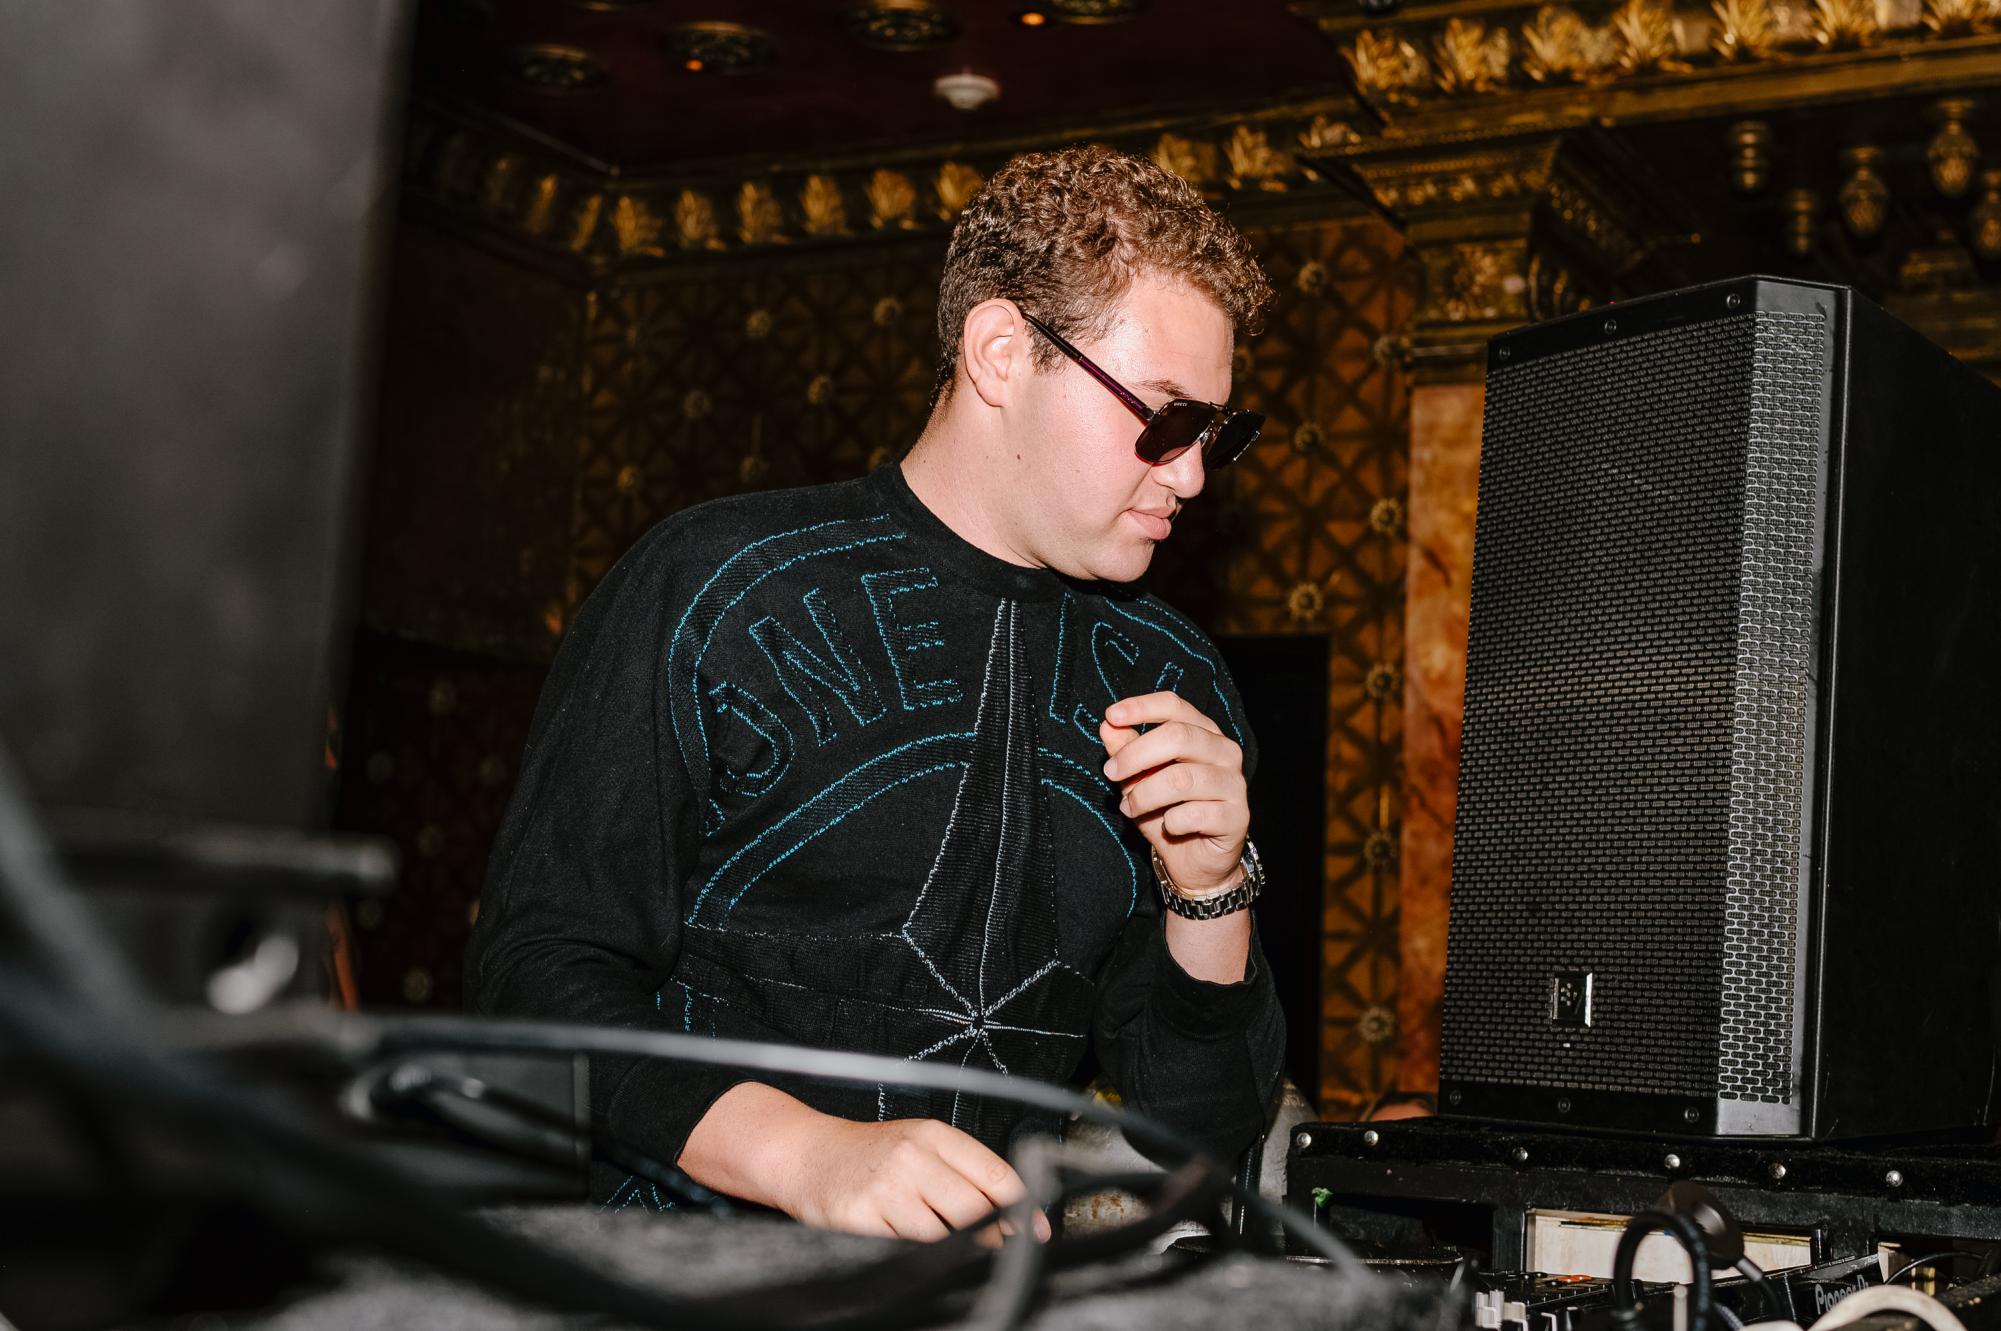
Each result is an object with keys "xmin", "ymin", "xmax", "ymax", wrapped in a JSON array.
[{"xmin": 1439, "ymin": 276, "xmax": 2001, "ymax": 1139}]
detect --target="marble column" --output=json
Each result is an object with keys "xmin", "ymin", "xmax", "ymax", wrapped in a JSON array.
[{"xmin": 1394, "ymin": 379, "xmax": 1484, "ymax": 1094}]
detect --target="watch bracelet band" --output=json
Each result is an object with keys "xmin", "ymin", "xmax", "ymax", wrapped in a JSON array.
[{"xmin": 1150, "ymin": 840, "xmax": 1263, "ymax": 921}]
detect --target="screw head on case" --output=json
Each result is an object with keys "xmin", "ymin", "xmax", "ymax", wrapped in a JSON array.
[
  {"xmin": 1295, "ymin": 1130, "xmax": 1313, "ymax": 1150},
  {"xmin": 1664, "ymin": 1153, "xmax": 1683, "ymax": 1171},
  {"xmin": 1498, "ymin": 344, "xmax": 1512, "ymax": 360},
  {"xmin": 1511, "ymin": 1146, "xmax": 1531, "ymax": 1166},
  {"xmin": 1603, "ymin": 318, "xmax": 1619, "ymax": 335},
  {"xmin": 1362, "ymin": 1129, "xmax": 1380, "ymax": 1148},
  {"xmin": 1885, "ymin": 1169, "xmax": 1905, "ymax": 1188},
  {"xmin": 1726, "ymin": 292, "xmax": 1744, "ymax": 310},
  {"xmin": 1769, "ymin": 1162, "xmax": 1788, "ymax": 1183}
]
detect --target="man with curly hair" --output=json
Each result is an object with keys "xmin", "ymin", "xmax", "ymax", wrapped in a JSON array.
[{"xmin": 468, "ymin": 143, "xmax": 1285, "ymax": 1242}]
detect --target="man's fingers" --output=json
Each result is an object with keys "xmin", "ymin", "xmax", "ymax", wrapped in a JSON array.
[
  {"xmin": 1156, "ymin": 800, "xmax": 1238, "ymax": 840},
  {"xmin": 929, "ymin": 1125, "xmax": 1027, "ymax": 1210},
  {"xmin": 880, "ymin": 1195, "xmax": 952, "ymax": 1243},
  {"xmin": 1098, "ymin": 718, "xmax": 1141, "ymax": 759},
  {"xmin": 1104, "ymin": 692, "xmax": 1223, "ymax": 737},
  {"xmin": 913, "ymin": 1157, "xmax": 1007, "ymax": 1235},
  {"xmin": 1118, "ymin": 763, "xmax": 1243, "ymax": 819},
  {"xmin": 1101, "ymin": 720, "xmax": 1240, "ymax": 783}
]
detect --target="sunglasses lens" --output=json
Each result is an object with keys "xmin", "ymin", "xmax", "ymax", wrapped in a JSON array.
[
  {"xmin": 1205, "ymin": 411, "xmax": 1264, "ymax": 467},
  {"xmin": 1135, "ymin": 402, "xmax": 1216, "ymax": 464}
]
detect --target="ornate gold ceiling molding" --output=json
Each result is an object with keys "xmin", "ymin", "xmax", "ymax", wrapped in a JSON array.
[
  {"xmin": 1336, "ymin": 132, "xmax": 1684, "ymax": 376},
  {"xmin": 1292, "ymin": 0, "xmax": 2001, "ymax": 127},
  {"xmin": 399, "ymin": 95, "xmax": 1391, "ymax": 277}
]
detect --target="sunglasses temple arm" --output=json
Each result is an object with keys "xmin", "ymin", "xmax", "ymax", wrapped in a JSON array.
[
  {"xmin": 1022, "ymin": 312, "xmax": 1155, "ymax": 427},
  {"xmin": 1072, "ymin": 356, "xmax": 1157, "ymax": 427}
]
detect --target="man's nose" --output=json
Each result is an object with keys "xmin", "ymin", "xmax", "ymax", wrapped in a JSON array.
[{"xmin": 1156, "ymin": 440, "xmax": 1207, "ymax": 501}]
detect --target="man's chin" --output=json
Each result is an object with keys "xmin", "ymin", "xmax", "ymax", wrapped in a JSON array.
[{"xmin": 1087, "ymin": 543, "xmax": 1157, "ymax": 585}]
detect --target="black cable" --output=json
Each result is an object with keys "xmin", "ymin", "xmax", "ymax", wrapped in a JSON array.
[
  {"xmin": 1886, "ymin": 1250, "xmax": 1982, "ymax": 1286},
  {"xmin": 1611, "ymin": 1209, "xmax": 1715, "ymax": 1331},
  {"xmin": 1732, "ymin": 1254, "xmax": 1792, "ymax": 1324},
  {"xmin": 974, "ymin": 1152, "xmax": 1227, "ymax": 1331},
  {"xmin": 342, "ymin": 1011, "xmax": 1371, "ymax": 1274},
  {"xmin": 0, "ymin": 743, "xmax": 1375, "ymax": 1328},
  {"xmin": 369, "ymin": 1061, "xmax": 734, "ymax": 1214}
]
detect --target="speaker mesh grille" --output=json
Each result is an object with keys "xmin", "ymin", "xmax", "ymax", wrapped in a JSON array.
[{"xmin": 1441, "ymin": 309, "xmax": 1824, "ymax": 1102}]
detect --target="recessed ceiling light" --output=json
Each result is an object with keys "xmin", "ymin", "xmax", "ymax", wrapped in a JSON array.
[
  {"xmin": 662, "ymin": 21, "xmax": 777, "ymax": 74},
  {"xmin": 844, "ymin": 1, "xmax": 961, "ymax": 51},
  {"xmin": 1016, "ymin": 9, "xmax": 1049, "ymax": 25},
  {"xmin": 1045, "ymin": 0, "xmax": 1142, "ymax": 22},
  {"xmin": 509, "ymin": 44, "xmax": 609, "ymax": 93}
]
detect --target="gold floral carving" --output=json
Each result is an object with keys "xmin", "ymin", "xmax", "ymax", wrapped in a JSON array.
[
  {"xmin": 523, "ymin": 173, "xmax": 562, "ymax": 237},
  {"xmin": 737, "ymin": 180, "xmax": 786, "ymax": 245},
  {"xmin": 1783, "ymin": 187, "xmax": 1821, "ymax": 257},
  {"xmin": 865, "ymin": 169, "xmax": 919, "ymax": 230},
  {"xmin": 1711, "ymin": 0, "xmax": 1780, "ymax": 60},
  {"xmin": 1612, "ymin": 0, "xmax": 1690, "ymax": 73},
  {"xmin": 1927, "ymin": 98, "xmax": 1981, "ymax": 198},
  {"xmin": 1224, "ymin": 124, "xmax": 1293, "ymax": 190},
  {"xmin": 1297, "ymin": 115, "xmax": 1362, "ymax": 153},
  {"xmin": 566, "ymin": 192, "xmax": 603, "ymax": 253},
  {"xmin": 1153, "ymin": 132, "xmax": 1219, "ymax": 186},
  {"xmin": 936, "ymin": 162, "xmax": 985, "ymax": 218},
  {"xmin": 1433, "ymin": 18, "xmax": 1511, "ymax": 94},
  {"xmin": 1837, "ymin": 144, "xmax": 1890, "ymax": 236},
  {"xmin": 481, "ymin": 153, "xmax": 520, "ymax": 213},
  {"xmin": 1420, "ymin": 242, "xmax": 1525, "ymax": 325},
  {"xmin": 1344, "ymin": 29, "xmax": 1429, "ymax": 103},
  {"xmin": 1922, "ymin": 0, "xmax": 1999, "ymax": 35},
  {"xmin": 1526, "ymin": 250, "xmax": 1591, "ymax": 321},
  {"xmin": 674, "ymin": 190, "xmax": 724, "ymax": 250},
  {"xmin": 1971, "ymin": 168, "xmax": 2001, "ymax": 260},
  {"xmin": 1811, "ymin": 0, "xmax": 1879, "ymax": 47},
  {"xmin": 611, "ymin": 195, "xmax": 664, "ymax": 256},
  {"xmin": 1519, "ymin": 6, "xmax": 1618, "ymax": 83},
  {"xmin": 1546, "ymin": 178, "xmax": 1642, "ymax": 269},
  {"xmin": 800, "ymin": 174, "xmax": 849, "ymax": 236}
]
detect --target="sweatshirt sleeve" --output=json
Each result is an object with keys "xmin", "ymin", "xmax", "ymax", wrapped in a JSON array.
[
  {"xmin": 463, "ymin": 522, "xmax": 748, "ymax": 1169},
  {"xmin": 1087, "ymin": 641, "xmax": 1285, "ymax": 1168},
  {"xmin": 1089, "ymin": 893, "xmax": 1286, "ymax": 1167}
]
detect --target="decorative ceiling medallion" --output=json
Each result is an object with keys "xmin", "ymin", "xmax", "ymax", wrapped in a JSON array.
[
  {"xmin": 1044, "ymin": 0, "xmax": 1143, "ymax": 23},
  {"xmin": 844, "ymin": 1, "xmax": 962, "ymax": 51},
  {"xmin": 510, "ymin": 44, "xmax": 609, "ymax": 93},
  {"xmin": 663, "ymin": 21, "xmax": 778, "ymax": 73}
]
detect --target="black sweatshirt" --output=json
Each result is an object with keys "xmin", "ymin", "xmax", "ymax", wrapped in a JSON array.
[{"xmin": 465, "ymin": 463, "xmax": 1284, "ymax": 1208}]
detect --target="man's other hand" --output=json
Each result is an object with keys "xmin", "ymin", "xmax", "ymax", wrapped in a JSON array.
[
  {"xmin": 1099, "ymin": 691, "xmax": 1249, "ymax": 894},
  {"xmin": 679, "ymin": 1083, "xmax": 1050, "ymax": 1246}
]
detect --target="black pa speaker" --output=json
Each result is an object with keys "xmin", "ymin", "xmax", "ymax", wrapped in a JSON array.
[{"xmin": 1439, "ymin": 276, "xmax": 2001, "ymax": 1139}]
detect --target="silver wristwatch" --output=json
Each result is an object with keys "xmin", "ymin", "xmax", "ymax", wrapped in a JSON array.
[{"xmin": 1151, "ymin": 840, "xmax": 1264, "ymax": 921}]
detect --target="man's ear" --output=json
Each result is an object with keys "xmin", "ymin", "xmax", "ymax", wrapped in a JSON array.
[{"xmin": 960, "ymin": 299, "xmax": 1025, "ymax": 409}]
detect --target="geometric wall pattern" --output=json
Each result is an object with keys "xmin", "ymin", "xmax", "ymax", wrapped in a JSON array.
[
  {"xmin": 1155, "ymin": 217, "xmax": 1414, "ymax": 1111},
  {"xmin": 340, "ymin": 208, "xmax": 1413, "ymax": 1115}
]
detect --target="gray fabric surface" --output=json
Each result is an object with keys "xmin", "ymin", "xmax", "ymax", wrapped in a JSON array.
[{"xmin": 239, "ymin": 1206, "xmax": 1446, "ymax": 1330}]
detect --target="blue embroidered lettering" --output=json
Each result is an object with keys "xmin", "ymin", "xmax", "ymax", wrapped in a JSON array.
[
  {"xmin": 862, "ymin": 567, "xmax": 962, "ymax": 710},
  {"xmin": 748, "ymin": 587, "xmax": 887, "ymax": 743}
]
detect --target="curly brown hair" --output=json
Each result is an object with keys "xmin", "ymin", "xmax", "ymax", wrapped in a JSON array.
[{"xmin": 932, "ymin": 144, "xmax": 1272, "ymax": 402}]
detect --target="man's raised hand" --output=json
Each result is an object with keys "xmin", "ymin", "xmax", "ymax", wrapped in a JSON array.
[{"xmin": 1098, "ymin": 691, "xmax": 1249, "ymax": 895}]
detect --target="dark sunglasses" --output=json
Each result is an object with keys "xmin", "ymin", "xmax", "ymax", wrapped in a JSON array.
[{"xmin": 1018, "ymin": 309, "xmax": 1263, "ymax": 468}]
